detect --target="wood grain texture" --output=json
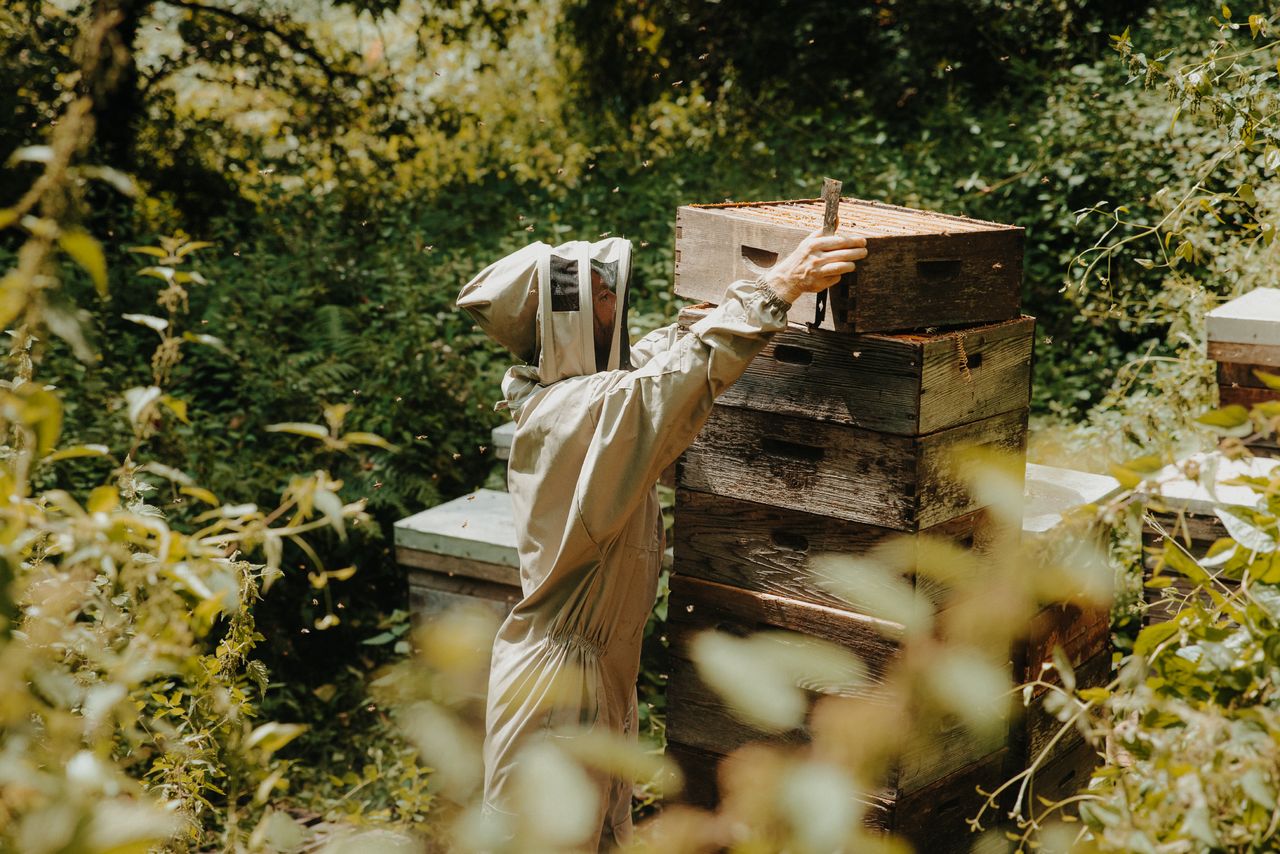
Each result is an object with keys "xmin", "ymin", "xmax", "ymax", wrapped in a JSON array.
[
  {"xmin": 677, "ymin": 306, "xmax": 1034, "ymax": 435},
  {"xmin": 673, "ymin": 488, "xmax": 993, "ymax": 613},
  {"xmin": 1209, "ymin": 339, "xmax": 1280, "ymax": 368},
  {"xmin": 1144, "ymin": 511, "xmax": 1227, "ymax": 548},
  {"xmin": 666, "ymin": 574, "xmax": 905, "ymax": 648},
  {"xmin": 1014, "ymin": 651, "xmax": 1110, "ymax": 765},
  {"xmin": 665, "ymin": 738, "xmax": 1011, "ymax": 852},
  {"xmin": 674, "ymin": 202, "xmax": 1023, "ymax": 334},
  {"xmin": 1018, "ymin": 737, "xmax": 1100, "ymax": 811},
  {"xmin": 1141, "ymin": 513, "xmax": 1236, "ymax": 624},
  {"xmin": 407, "ymin": 571, "xmax": 520, "ymax": 623},
  {"xmin": 1219, "ymin": 384, "xmax": 1280, "ymax": 408},
  {"xmin": 678, "ymin": 405, "xmax": 1028, "ymax": 531},
  {"xmin": 663, "ymin": 575, "xmax": 1005, "ymax": 794},
  {"xmin": 1217, "ymin": 361, "xmax": 1280, "ymax": 389},
  {"xmin": 1019, "ymin": 602, "xmax": 1112, "ymax": 694},
  {"xmin": 397, "ymin": 546, "xmax": 521, "ymax": 587}
]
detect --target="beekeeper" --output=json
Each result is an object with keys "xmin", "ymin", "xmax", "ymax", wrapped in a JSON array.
[{"xmin": 456, "ymin": 228, "xmax": 867, "ymax": 848}]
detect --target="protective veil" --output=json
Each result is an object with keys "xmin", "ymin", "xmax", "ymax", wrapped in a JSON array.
[{"xmin": 457, "ymin": 237, "xmax": 792, "ymax": 849}]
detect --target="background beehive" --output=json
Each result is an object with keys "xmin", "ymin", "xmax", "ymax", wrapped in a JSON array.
[
  {"xmin": 1208, "ymin": 288, "xmax": 1280, "ymax": 457},
  {"xmin": 1139, "ymin": 453, "xmax": 1277, "ymax": 623},
  {"xmin": 675, "ymin": 199, "xmax": 1023, "ymax": 333}
]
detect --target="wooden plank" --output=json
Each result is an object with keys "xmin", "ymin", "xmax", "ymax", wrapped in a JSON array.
[
  {"xmin": 1208, "ymin": 339, "xmax": 1280, "ymax": 368},
  {"xmin": 1015, "ymin": 651, "xmax": 1110, "ymax": 764},
  {"xmin": 397, "ymin": 546, "xmax": 521, "ymax": 587},
  {"xmin": 1219, "ymin": 384, "xmax": 1280, "ymax": 409},
  {"xmin": 407, "ymin": 571, "xmax": 520, "ymax": 623},
  {"xmin": 667, "ymin": 738, "xmax": 1010, "ymax": 851},
  {"xmin": 1016, "ymin": 737, "xmax": 1100, "ymax": 811},
  {"xmin": 674, "ymin": 199, "xmax": 1023, "ymax": 334},
  {"xmin": 663, "ymin": 740, "xmax": 721, "ymax": 809},
  {"xmin": 918, "ymin": 317, "xmax": 1035, "ymax": 434},
  {"xmin": 886, "ymin": 748, "xmax": 1011, "ymax": 852},
  {"xmin": 678, "ymin": 405, "xmax": 1028, "ymax": 531},
  {"xmin": 664, "ymin": 576, "xmax": 1005, "ymax": 794},
  {"xmin": 1206, "ymin": 288, "xmax": 1280, "ymax": 345},
  {"xmin": 677, "ymin": 306, "xmax": 1034, "ymax": 435},
  {"xmin": 666, "ymin": 574, "xmax": 905, "ymax": 649},
  {"xmin": 393, "ymin": 489, "xmax": 518, "ymax": 567},
  {"xmin": 672, "ymin": 488, "xmax": 991, "ymax": 613},
  {"xmin": 1217, "ymin": 361, "xmax": 1280, "ymax": 389},
  {"xmin": 1019, "ymin": 603, "xmax": 1111, "ymax": 695},
  {"xmin": 1142, "ymin": 511, "xmax": 1239, "ymax": 623}
]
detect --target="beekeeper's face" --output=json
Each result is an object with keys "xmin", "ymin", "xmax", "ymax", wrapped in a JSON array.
[{"xmin": 591, "ymin": 268, "xmax": 616, "ymax": 367}]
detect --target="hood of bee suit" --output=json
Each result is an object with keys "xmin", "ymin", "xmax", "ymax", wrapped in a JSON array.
[{"xmin": 456, "ymin": 237, "xmax": 633, "ymax": 385}]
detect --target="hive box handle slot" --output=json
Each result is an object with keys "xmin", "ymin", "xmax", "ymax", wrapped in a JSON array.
[
  {"xmin": 761, "ymin": 437, "xmax": 824, "ymax": 462},
  {"xmin": 741, "ymin": 245, "xmax": 779, "ymax": 272},
  {"xmin": 770, "ymin": 530, "xmax": 810, "ymax": 552},
  {"xmin": 916, "ymin": 258, "xmax": 962, "ymax": 278},
  {"xmin": 773, "ymin": 344, "xmax": 814, "ymax": 366}
]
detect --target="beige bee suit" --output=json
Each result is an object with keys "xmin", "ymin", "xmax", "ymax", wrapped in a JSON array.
[{"xmin": 457, "ymin": 238, "xmax": 790, "ymax": 848}]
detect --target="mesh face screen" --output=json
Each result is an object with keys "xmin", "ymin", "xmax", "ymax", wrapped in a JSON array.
[
  {"xmin": 549, "ymin": 254, "xmax": 579, "ymax": 312},
  {"xmin": 590, "ymin": 259, "xmax": 618, "ymax": 293}
]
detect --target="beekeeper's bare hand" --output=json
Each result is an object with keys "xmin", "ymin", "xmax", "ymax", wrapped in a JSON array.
[{"xmin": 762, "ymin": 230, "xmax": 867, "ymax": 305}]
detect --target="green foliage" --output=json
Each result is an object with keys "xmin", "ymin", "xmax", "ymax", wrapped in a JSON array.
[
  {"xmin": 0, "ymin": 8, "xmax": 434, "ymax": 850},
  {"xmin": 1048, "ymin": 437, "xmax": 1280, "ymax": 850}
]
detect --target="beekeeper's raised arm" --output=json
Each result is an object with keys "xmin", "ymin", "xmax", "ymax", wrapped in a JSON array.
[{"xmin": 573, "ymin": 230, "xmax": 867, "ymax": 545}]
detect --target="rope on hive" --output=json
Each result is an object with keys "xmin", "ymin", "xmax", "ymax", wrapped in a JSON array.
[{"xmin": 956, "ymin": 336, "xmax": 974, "ymax": 383}]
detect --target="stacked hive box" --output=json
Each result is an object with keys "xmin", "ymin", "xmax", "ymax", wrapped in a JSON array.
[
  {"xmin": 1208, "ymin": 288, "xmax": 1280, "ymax": 457},
  {"xmin": 663, "ymin": 198, "xmax": 1110, "ymax": 846}
]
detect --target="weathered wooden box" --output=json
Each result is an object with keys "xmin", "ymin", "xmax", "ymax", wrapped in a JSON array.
[
  {"xmin": 662, "ymin": 575, "xmax": 1008, "ymax": 797},
  {"xmin": 677, "ymin": 305, "xmax": 1035, "ymax": 435},
  {"xmin": 1208, "ymin": 288, "xmax": 1280, "ymax": 455},
  {"xmin": 665, "ymin": 739, "xmax": 1010, "ymax": 854},
  {"xmin": 394, "ymin": 489, "xmax": 521, "ymax": 622},
  {"xmin": 678, "ymin": 404, "xmax": 1028, "ymax": 531},
  {"xmin": 1138, "ymin": 453, "xmax": 1277, "ymax": 622},
  {"xmin": 673, "ymin": 488, "xmax": 993, "ymax": 612},
  {"xmin": 674, "ymin": 198, "xmax": 1024, "ymax": 333}
]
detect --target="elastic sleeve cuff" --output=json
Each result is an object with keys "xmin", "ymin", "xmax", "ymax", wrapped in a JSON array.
[{"xmin": 755, "ymin": 277, "xmax": 794, "ymax": 313}]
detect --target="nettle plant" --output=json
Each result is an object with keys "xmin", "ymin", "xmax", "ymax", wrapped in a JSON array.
[{"xmin": 0, "ymin": 10, "xmax": 393, "ymax": 851}]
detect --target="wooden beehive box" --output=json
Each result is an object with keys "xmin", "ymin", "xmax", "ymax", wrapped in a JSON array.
[
  {"xmin": 662, "ymin": 575, "xmax": 1009, "ymax": 797},
  {"xmin": 678, "ymin": 404, "xmax": 1028, "ymax": 531},
  {"xmin": 672, "ymin": 488, "xmax": 993, "ymax": 612},
  {"xmin": 665, "ymin": 464, "xmax": 1117, "ymax": 820},
  {"xmin": 1208, "ymin": 288, "xmax": 1280, "ymax": 455},
  {"xmin": 677, "ymin": 305, "xmax": 1035, "ymax": 436},
  {"xmin": 394, "ymin": 488, "xmax": 521, "ymax": 622},
  {"xmin": 1138, "ymin": 453, "xmax": 1278, "ymax": 622},
  {"xmin": 665, "ymin": 739, "xmax": 1011, "ymax": 854},
  {"xmin": 674, "ymin": 198, "xmax": 1023, "ymax": 333}
]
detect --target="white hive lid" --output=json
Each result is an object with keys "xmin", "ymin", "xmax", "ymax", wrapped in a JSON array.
[
  {"xmin": 394, "ymin": 488, "xmax": 518, "ymax": 567},
  {"xmin": 492, "ymin": 421, "xmax": 516, "ymax": 460},
  {"xmin": 1207, "ymin": 288, "xmax": 1280, "ymax": 345},
  {"xmin": 1140, "ymin": 452, "xmax": 1280, "ymax": 516},
  {"xmin": 1023, "ymin": 463, "xmax": 1122, "ymax": 534}
]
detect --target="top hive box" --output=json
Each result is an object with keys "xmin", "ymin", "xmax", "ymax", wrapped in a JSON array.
[
  {"xmin": 675, "ymin": 198, "xmax": 1023, "ymax": 333},
  {"xmin": 1207, "ymin": 287, "xmax": 1280, "ymax": 367}
]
